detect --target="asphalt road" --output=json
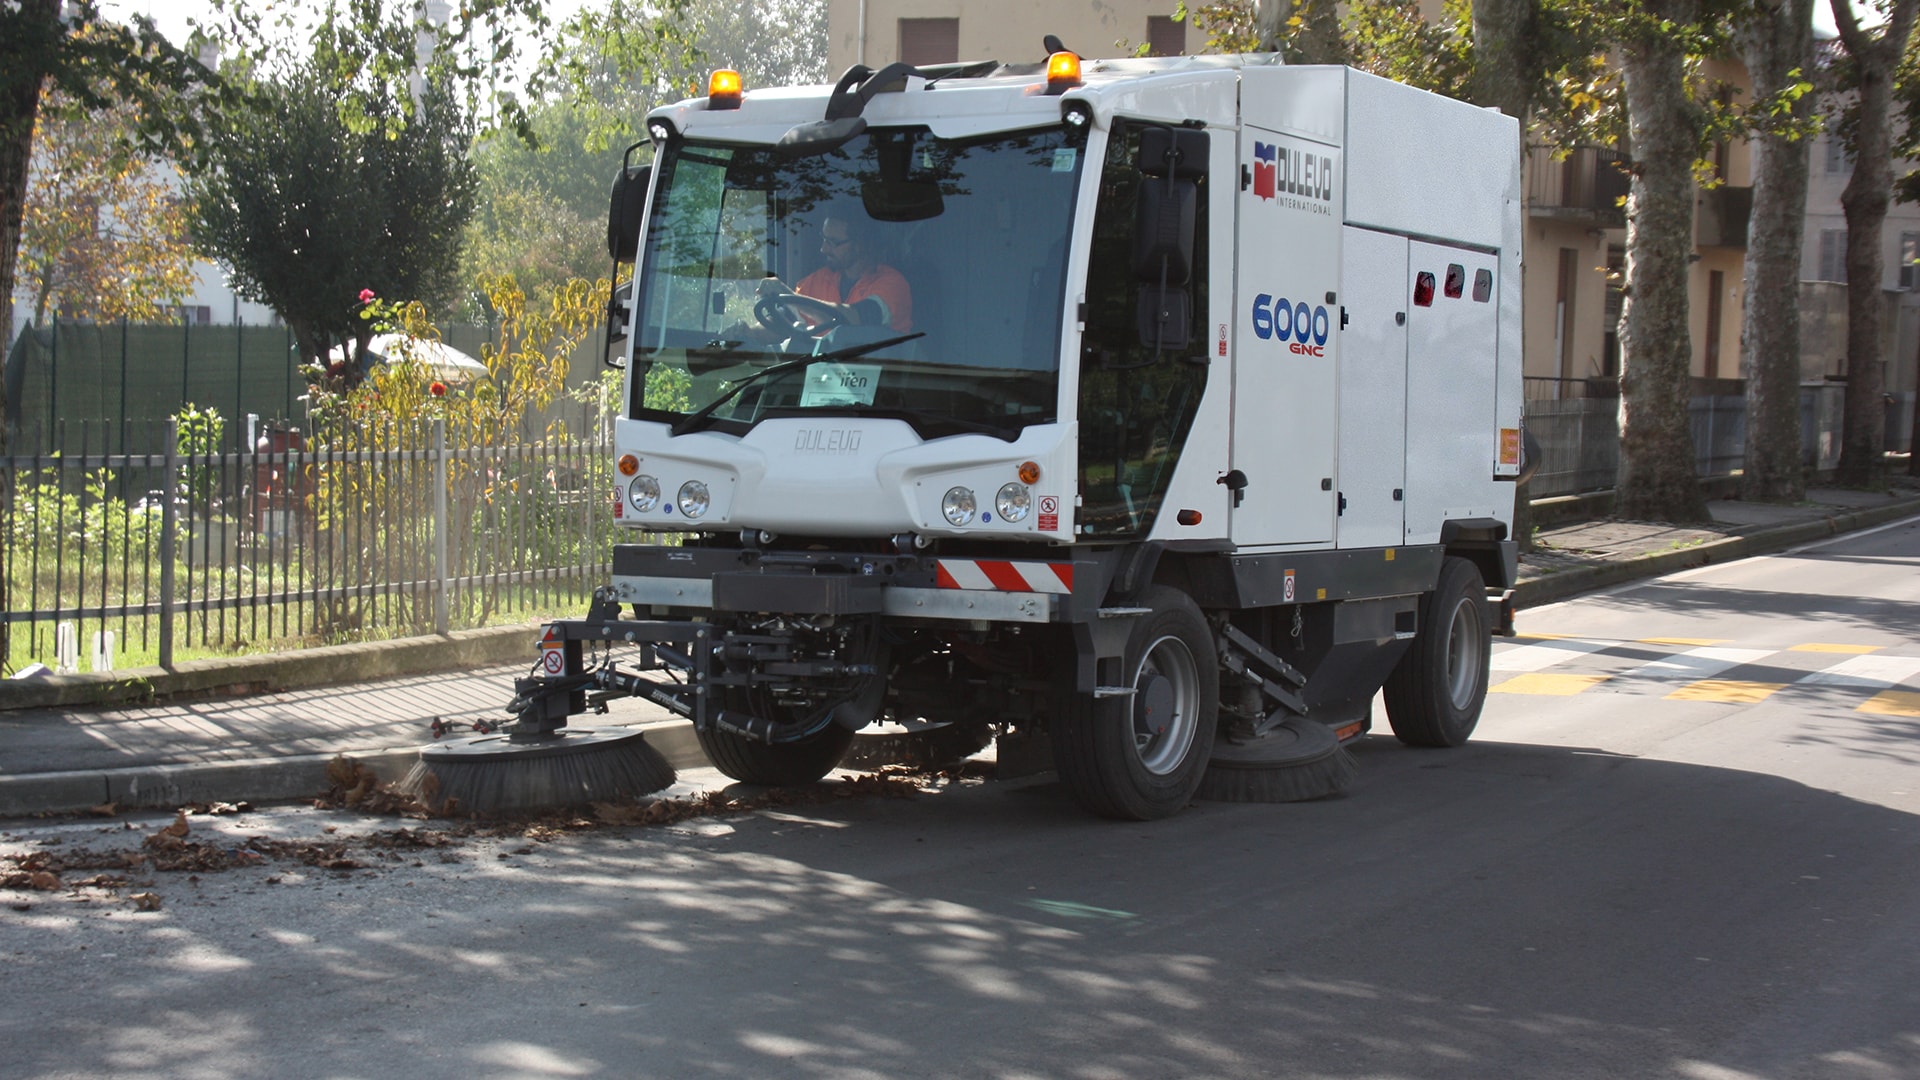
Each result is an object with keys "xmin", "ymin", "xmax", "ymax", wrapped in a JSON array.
[{"xmin": 2, "ymin": 518, "xmax": 1917, "ymax": 1080}]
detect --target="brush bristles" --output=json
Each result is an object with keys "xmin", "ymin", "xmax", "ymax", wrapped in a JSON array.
[
  {"xmin": 404, "ymin": 738, "xmax": 676, "ymax": 815},
  {"xmin": 1196, "ymin": 743, "xmax": 1358, "ymax": 804}
]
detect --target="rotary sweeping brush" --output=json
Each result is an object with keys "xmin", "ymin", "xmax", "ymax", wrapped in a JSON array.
[
  {"xmin": 1195, "ymin": 716, "xmax": 1358, "ymax": 803},
  {"xmin": 404, "ymin": 728, "xmax": 676, "ymax": 815}
]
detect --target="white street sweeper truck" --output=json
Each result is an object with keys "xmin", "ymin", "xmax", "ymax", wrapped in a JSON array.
[{"xmin": 413, "ymin": 44, "xmax": 1529, "ymax": 819}]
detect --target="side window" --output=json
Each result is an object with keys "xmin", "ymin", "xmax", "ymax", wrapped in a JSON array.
[{"xmin": 1076, "ymin": 120, "xmax": 1210, "ymax": 539}]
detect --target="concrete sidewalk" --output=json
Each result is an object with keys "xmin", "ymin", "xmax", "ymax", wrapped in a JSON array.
[{"xmin": 3, "ymin": 483, "xmax": 1918, "ymax": 817}]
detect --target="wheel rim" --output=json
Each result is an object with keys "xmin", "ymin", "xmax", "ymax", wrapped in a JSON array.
[
  {"xmin": 1131, "ymin": 634, "xmax": 1201, "ymax": 775},
  {"xmin": 1442, "ymin": 594, "xmax": 1485, "ymax": 710}
]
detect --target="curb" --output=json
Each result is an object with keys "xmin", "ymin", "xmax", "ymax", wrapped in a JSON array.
[
  {"xmin": 1513, "ymin": 498, "xmax": 1920, "ymax": 609},
  {"xmin": 0, "ymin": 623, "xmax": 545, "ymax": 712},
  {"xmin": 0, "ymin": 721, "xmax": 713, "ymax": 817}
]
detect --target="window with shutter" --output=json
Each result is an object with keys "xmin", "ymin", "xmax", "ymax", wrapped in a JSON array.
[
  {"xmin": 1147, "ymin": 16, "xmax": 1185, "ymax": 56},
  {"xmin": 899, "ymin": 18, "xmax": 959, "ymax": 66}
]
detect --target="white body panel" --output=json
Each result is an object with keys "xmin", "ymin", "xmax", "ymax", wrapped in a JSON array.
[
  {"xmin": 613, "ymin": 417, "xmax": 1079, "ymax": 539},
  {"xmin": 1403, "ymin": 239, "xmax": 1506, "ymax": 543},
  {"xmin": 1229, "ymin": 118, "xmax": 1343, "ymax": 547},
  {"xmin": 1336, "ymin": 227, "xmax": 1409, "ymax": 549}
]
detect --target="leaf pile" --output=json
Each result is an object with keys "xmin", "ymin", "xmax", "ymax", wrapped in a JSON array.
[
  {"xmin": 3, "ymin": 755, "xmax": 985, "ymax": 902},
  {"xmin": 315, "ymin": 755, "xmax": 432, "ymax": 816}
]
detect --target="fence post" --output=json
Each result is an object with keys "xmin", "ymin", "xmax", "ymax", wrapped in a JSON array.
[
  {"xmin": 159, "ymin": 418, "xmax": 178, "ymax": 668},
  {"xmin": 433, "ymin": 417, "xmax": 449, "ymax": 636}
]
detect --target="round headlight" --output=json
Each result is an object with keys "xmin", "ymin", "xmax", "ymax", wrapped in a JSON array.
[
  {"xmin": 678, "ymin": 479, "xmax": 710, "ymax": 519},
  {"xmin": 627, "ymin": 474, "xmax": 660, "ymax": 512},
  {"xmin": 996, "ymin": 482, "xmax": 1032, "ymax": 523},
  {"xmin": 942, "ymin": 486, "xmax": 976, "ymax": 527}
]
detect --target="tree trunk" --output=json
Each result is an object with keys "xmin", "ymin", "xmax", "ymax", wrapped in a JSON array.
[
  {"xmin": 1468, "ymin": 0, "xmax": 1539, "ymax": 545},
  {"xmin": 0, "ymin": 0, "xmax": 56, "ymax": 674},
  {"xmin": 1831, "ymin": 0, "xmax": 1918, "ymax": 487},
  {"xmin": 1735, "ymin": 0, "xmax": 1814, "ymax": 503},
  {"xmin": 1616, "ymin": 21, "xmax": 1711, "ymax": 523},
  {"xmin": 1470, "ymin": 0, "xmax": 1537, "ymax": 121},
  {"xmin": 1255, "ymin": 0, "xmax": 1346, "ymax": 63}
]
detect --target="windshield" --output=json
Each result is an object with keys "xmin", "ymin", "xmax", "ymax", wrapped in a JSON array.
[{"xmin": 629, "ymin": 125, "xmax": 1084, "ymax": 440}]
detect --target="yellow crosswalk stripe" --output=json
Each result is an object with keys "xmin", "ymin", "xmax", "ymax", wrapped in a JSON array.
[
  {"xmin": 1491, "ymin": 673, "xmax": 1611, "ymax": 695},
  {"xmin": 1859, "ymin": 690, "xmax": 1920, "ymax": 717},
  {"xmin": 1790, "ymin": 643, "xmax": 1884, "ymax": 654},
  {"xmin": 1664, "ymin": 679, "xmax": 1787, "ymax": 704}
]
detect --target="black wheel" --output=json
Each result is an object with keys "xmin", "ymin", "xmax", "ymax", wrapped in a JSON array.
[
  {"xmin": 754, "ymin": 291, "xmax": 843, "ymax": 336},
  {"xmin": 1052, "ymin": 585, "xmax": 1219, "ymax": 820},
  {"xmin": 696, "ymin": 689, "xmax": 856, "ymax": 787},
  {"xmin": 1382, "ymin": 556, "xmax": 1490, "ymax": 747}
]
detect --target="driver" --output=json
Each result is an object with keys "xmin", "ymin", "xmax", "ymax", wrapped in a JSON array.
[{"xmin": 761, "ymin": 215, "xmax": 914, "ymax": 334}]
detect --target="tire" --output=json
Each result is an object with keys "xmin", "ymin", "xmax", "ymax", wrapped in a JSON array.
[
  {"xmin": 1382, "ymin": 556, "xmax": 1490, "ymax": 747},
  {"xmin": 1052, "ymin": 585, "xmax": 1219, "ymax": 820},
  {"xmin": 696, "ymin": 690, "xmax": 856, "ymax": 787}
]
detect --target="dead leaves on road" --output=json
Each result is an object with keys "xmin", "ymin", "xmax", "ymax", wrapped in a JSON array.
[{"xmin": 1, "ymin": 758, "xmax": 981, "ymax": 904}]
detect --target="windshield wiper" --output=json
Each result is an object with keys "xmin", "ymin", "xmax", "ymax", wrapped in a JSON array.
[{"xmin": 668, "ymin": 331, "xmax": 925, "ymax": 437}]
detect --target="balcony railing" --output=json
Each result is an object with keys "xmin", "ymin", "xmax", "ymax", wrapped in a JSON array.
[
  {"xmin": 1696, "ymin": 185, "xmax": 1753, "ymax": 249},
  {"xmin": 1526, "ymin": 146, "xmax": 1631, "ymax": 226}
]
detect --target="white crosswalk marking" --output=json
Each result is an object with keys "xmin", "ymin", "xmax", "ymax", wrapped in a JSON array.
[
  {"xmin": 1630, "ymin": 646, "xmax": 1776, "ymax": 682},
  {"xmin": 1491, "ymin": 639, "xmax": 1614, "ymax": 672},
  {"xmin": 1797, "ymin": 654, "xmax": 1920, "ymax": 689}
]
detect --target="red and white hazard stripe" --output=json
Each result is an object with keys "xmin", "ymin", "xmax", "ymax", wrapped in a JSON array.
[{"xmin": 934, "ymin": 559, "xmax": 1074, "ymax": 594}]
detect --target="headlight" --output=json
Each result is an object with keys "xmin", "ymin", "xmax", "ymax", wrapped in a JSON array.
[
  {"xmin": 677, "ymin": 480, "xmax": 710, "ymax": 518},
  {"xmin": 627, "ymin": 474, "xmax": 660, "ymax": 512},
  {"xmin": 996, "ymin": 482, "xmax": 1032, "ymax": 523},
  {"xmin": 942, "ymin": 486, "xmax": 976, "ymax": 527}
]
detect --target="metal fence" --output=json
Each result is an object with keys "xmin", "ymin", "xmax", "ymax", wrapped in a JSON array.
[
  {"xmin": 3, "ymin": 317, "xmax": 614, "ymax": 453},
  {"xmin": 1522, "ymin": 382, "xmax": 1915, "ymax": 499},
  {"xmin": 3, "ymin": 408, "xmax": 623, "ymax": 675}
]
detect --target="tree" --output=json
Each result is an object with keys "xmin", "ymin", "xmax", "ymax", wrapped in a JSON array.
[
  {"xmin": 17, "ymin": 91, "xmax": 196, "ymax": 324},
  {"xmin": 1613, "ymin": 1, "xmax": 1715, "ymax": 523},
  {"xmin": 1, "ymin": 1, "xmax": 215, "ymax": 675},
  {"xmin": 188, "ymin": 56, "xmax": 478, "ymax": 375},
  {"xmin": 461, "ymin": 0, "xmax": 815, "ymax": 306},
  {"xmin": 1827, "ymin": 0, "xmax": 1918, "ymax": 488},
  {"xmin": 1734, "ymin": 0, "xmax": 1818, "ymax": 503},
  {"xmin": 1896, "ymin": 24, "xmax": 1920, "ymax": 476},
  {"xmin": 1, "ymin": 2, "xmax": 212, "ymax": 348}
]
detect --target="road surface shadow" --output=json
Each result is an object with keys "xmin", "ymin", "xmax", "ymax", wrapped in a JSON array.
[{"xmin": 3, "ymin": 738, "xmax": 1917, "ymax": 1080}]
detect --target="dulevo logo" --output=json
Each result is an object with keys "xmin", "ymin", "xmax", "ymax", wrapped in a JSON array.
[{"xmin": 1251, "ymin": 140, "xmax": 1334, "ymax": 208}]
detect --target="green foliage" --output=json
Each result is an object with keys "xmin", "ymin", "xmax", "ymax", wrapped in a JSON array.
[
  {"xmin": 1, "ymin": 1, "xmax": 222, "ymax": 154},
  {"xmin": 1345, "ymin": 0, "xmax": 1476, "ymax": 97},
  {"xmin": 304, "ymin": 276, "xmax": 606, "ymax": 633},
  {"xmin": 1892, "ymin": 31, "xmax": 1920, "ymax": 203},
  {"xmin": 460, "ymin": 0, "xmax": 827, "ymax": 306},
  {"xmin": 173, "ymin": 402, "xmax": 228, "ymax": 514},
  {"xmin": 188, "ymin": 52, "xmax": 478, "ymax": 370}
]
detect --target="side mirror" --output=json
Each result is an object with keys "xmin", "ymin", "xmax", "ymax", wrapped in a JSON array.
[
  {"xmin": 1136, "ymin": 127, "xmax": 1208, "ymax": 180},
  {"xmin": 1132, "ymin": 178, "xmax": 1195, "ymax": 285},
  {"xmin": 606, "ymin": 163, "xmax": 652, "ymax": 264},
  {"xmin": 1136, "ymin": 285, "xmax": 1191, "ymax": 349},
  {"xmin": 1131, "ymin": 126, "xmax": 1205, "ymax": 352},
  {"xmin": 604, "ymin": 280, "xmax": 632, "ymax": 368}
]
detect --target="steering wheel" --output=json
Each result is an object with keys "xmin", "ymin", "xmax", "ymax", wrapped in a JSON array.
[{"xmin": 754, "ymin": 291, "xmax": 845, "ymax": 337}]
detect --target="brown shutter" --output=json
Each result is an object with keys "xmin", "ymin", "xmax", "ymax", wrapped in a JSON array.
[
  {"xmin": 899, "ymin": 18, "xmax": 959, "ymax": 66},
  {"xmin": 1146, "ymin": 16, "xmax": 1185, "ymax": 57}
]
